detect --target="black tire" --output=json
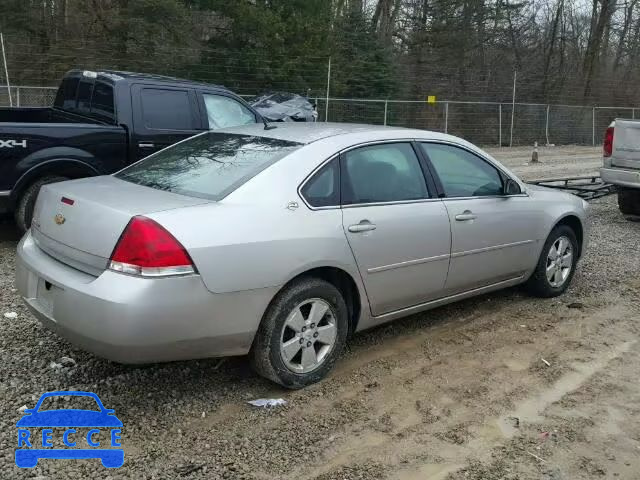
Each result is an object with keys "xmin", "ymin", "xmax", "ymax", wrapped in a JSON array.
[
  {"xmin": 250, "ymin": 277, "xmax": 349, "ymax": 389},
  {"xmin": 618, "ymin": 189, "xmax": 640, "ymax": 216},
  {"xmin": 14, "ymin": 176, "xmax": 67, "ymax": 233},
  {"xmin": 524, "ymin": 225, "xmax": 578, "ymax": 298}
]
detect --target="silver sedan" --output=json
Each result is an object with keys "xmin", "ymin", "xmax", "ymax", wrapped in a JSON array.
[{"xmin": 16, "ymin": 123, "xmax": 588, "ymax": 388}]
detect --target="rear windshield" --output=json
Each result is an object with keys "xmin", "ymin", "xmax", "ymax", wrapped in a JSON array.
[
  {"xmin": 115, "ymin": 133, "xmax": 302, "ymax": 200},
  {"xmin": 54, "ymin": 76, "xmax": 116, "ymax": 123}
]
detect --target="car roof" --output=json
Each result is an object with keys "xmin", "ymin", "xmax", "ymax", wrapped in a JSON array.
[
  {"xmin": 212, "ymin": 122, "xmax": 437, "ymax": 144},
  {"xmin": 65, "ymin": 69, "xmax": 230, "ymax": 91}
]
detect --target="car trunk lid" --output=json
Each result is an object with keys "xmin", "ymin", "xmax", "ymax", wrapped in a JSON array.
[{"xmin": 31, "ymin": 176, "xmax": 210, "ymax": 276}]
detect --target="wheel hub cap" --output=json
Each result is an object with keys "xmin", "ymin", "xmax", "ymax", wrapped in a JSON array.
[
  {"xmin": 546, "ymin": 235, "xmax": 573, "ymax": 288},
  {"xmin": 280, "ymin": 298, "xmax": 337, "ymax": 374}
]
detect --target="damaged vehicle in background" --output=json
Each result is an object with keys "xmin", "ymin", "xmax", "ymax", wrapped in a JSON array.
[
  {"xmin": 16, "ymin": 123, "xmax": 588, "ymax": 389},
  {"xmin": 250, "ymin": 92, "xmax": 318, "ymax": 122},
  {"xmin": 0, "ymin": 69, "xmax": 260, "ymax": 232}
]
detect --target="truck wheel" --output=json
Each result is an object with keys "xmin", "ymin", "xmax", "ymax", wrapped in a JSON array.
[
  {"xmin": 250, "ymin": 277, "xmax": 349, "ymax": 389},
  {"xmin": 618, "ymin": 189, "xmax": 640, "ymax": 217},
  {"xmin": 14, "ymin": 176, "xmax": 68, "ymax": 233}
]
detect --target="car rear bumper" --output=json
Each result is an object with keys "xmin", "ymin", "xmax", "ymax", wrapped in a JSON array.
[
  {"xmin": 16, "ymin": 231, "xmax": 279, "ymax": 363},
  {"xmin": 600, "ymin": 167, "xmax": 640, "ymax": 189}
]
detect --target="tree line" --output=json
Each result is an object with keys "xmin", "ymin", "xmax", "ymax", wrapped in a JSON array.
[{"xmin": 1, "ymin": 0, "xmax": 639, "ymax": 106}]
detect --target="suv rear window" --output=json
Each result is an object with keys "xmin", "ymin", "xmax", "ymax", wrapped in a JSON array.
[{"xmin": 116, "ymin": 133, "xmax": 302, "ymax": 200}]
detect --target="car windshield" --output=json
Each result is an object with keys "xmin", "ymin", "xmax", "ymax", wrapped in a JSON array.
[
  {"xmin": 37, "ymin": 395, "xmax": 101, "ymax": 412},
  {"xmin": 116, "ymin": 133, "xmax": 302, "ymax": 201}
]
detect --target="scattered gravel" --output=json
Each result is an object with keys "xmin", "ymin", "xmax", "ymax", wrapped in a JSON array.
[{"xmin": 1, "ymin": 147, "xmax": 639, "ymax": 479}]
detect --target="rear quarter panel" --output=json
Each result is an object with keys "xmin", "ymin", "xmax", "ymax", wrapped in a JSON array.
[{"xmin": 149, "ymin": 202, "xmax": 361, "ymax": 295}]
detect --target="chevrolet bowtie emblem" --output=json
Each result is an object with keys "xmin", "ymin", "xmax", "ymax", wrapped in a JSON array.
[{"xmin": 54, "ymin": 214, "xmax": 66, "ymax": 225}]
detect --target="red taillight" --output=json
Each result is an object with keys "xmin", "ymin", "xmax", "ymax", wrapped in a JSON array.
[
  {"xmin": 109, "ymin": 216, "xmax": 195, "ymax": 277},
  {"xmin": 603, "ymin": 126, "xmax": 614, "ymax": 157}
]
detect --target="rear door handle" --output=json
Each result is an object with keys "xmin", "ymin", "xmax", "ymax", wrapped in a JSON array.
[
  {"xmin": 455, "ymin": 211, "xmax": 478, "ymax": 221},
  {"xmin": 348, "ymin": 221, "xmax": 377, "ymax": 233},
  {"xmin": 138, "ymin": 142, "xmax": 155, "ymax": 148}
]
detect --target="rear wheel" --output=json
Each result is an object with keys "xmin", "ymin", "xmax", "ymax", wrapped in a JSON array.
[
  {"xmin": 251, "ymin": 277, "xmax": 349, "ymax": 389},
  {"xmin": 14, "ymin": 175, "xmax": 67, "ymax": 233},
  {"xmin": 618, "ymin": 189, "xmax": 640, "ymax": 217},
  {"xmin": 525, "ymin": 225, "xmax": 578, "ymax": 298}
]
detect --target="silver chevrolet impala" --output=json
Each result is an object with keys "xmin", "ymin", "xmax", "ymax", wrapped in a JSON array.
[{"xmin": 16, "ymin": 123, "xmax": 588, "ymax": 388}]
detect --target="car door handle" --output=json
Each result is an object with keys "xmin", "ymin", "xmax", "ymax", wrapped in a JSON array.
[
  {"xmin": 455, "ymin": 211, "xmax": 478, "ymax": 221},
  {"xmin": 138, "ymin": 142, "xmax": 155, "ymax": 148},
  {"xmin": 348, "ymin": 221, "xmax": 377, "ymax": 233}
]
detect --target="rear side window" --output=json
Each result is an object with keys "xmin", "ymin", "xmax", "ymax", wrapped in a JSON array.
[
  {"xmin": 301, "ymin": 158, "xmax": 340, "ymax": 207},
  {"xmin": 141, "ymin": 88, "xmax": 193, "ymax": 130},
  {"xmin": 116, "ymin": 133, "xmax": 302, "ymax": 200},
  {"xmin": 341, "ymin": 143, "xmax": 429, "ymax": 205}
]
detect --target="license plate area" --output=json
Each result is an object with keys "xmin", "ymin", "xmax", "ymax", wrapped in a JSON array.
[{"xmin": 36, "ymin": 278, "xmax": 57, "ymax": 317}]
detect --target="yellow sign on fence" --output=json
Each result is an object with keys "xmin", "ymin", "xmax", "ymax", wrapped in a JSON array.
[{"xmin": 427, "ymin": 95, "xmax": 437, "ymax": 103}]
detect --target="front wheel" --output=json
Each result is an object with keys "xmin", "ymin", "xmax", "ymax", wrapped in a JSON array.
[
  {"xmin": 524, "ymin": 225, "xmax": 578, "ymax": 298},
  {"xmin": 250, "ymin": 277, "xmax": 349, "ymax": 389}
]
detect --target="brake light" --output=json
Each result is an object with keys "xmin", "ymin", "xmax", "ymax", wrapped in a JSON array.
[
  {"xmin": 603, "ymin": 126, "xmax": 614, "ymax": 157},
  {"xmin": 109, "ymin": 216, "xmax": 195, "ymax": 277}
]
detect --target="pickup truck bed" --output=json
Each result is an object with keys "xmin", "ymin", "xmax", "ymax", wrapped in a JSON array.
[{"xmin": 0, "ymin": 107, "xmax": 94, "ymax": 124}]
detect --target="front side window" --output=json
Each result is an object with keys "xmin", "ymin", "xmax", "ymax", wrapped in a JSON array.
[
  {"xmin": 341, "ymin": 143, "xmax": 429, "ymax": 205},
  {"xmin": 421, "ymin": 143, "xmax": 503, "ymax": 197},
  {"xmin": 301, "ymin": 158, "xmax": 339, "ymax": 207},
  {"xmin": 116, "ymin": 133, "xmax": 302, "ymax": 200},
  {"xmin": 141, "ymin": 88, "xmax": 193, "ymax": 130},
  {"xmin": 203, "ymin": 94, "xmax": 255, "ymax": 129}
]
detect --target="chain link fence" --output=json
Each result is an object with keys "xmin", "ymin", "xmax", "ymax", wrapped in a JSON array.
[
  {"xmin": 0, "ymin": 86, "xmax": 57, "ymax": 108},
  {"xmin": 0, "ymin": 85, "xmax": 635, "ymax": 147}
]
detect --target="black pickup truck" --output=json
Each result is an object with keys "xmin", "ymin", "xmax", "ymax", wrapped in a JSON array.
[{"xmin": 0, "ymin": 69, "xmax": 260, "ymax": 231}]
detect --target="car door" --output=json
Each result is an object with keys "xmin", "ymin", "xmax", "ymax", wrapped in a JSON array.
[
  {"xmin": 197, "ymin": 92, "xmax": 257, "ymax": 130},
  {"xmin": 131, "ymin": 84, "xmax": 201, "ymax": 160},
  {"xmin": 340, "ymin": 142, "xmax": 451, "ymax": 316},
  {"xmin": 419, "ymin": 142, "xmax": 540, "ymax": 294}
]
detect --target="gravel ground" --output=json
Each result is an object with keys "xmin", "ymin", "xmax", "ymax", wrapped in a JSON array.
[{"xmin": 2, "ymin": 146, "xmax": 639, "ymax": 479}]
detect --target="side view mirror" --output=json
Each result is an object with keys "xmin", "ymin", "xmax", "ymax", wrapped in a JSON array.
[{"xmin": 504, "ymin": 178, "xmax": 522, "ymax": 195}]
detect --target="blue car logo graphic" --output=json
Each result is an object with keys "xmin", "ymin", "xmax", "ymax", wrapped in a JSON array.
[{"xmin": 16, "ymin": 391, "xmax": 123, "ymax": 468}]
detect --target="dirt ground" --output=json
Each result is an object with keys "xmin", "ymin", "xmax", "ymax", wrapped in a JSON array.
[{"xmin": 1, "ymin": 146, "xmax": 639, "ymax": 479}]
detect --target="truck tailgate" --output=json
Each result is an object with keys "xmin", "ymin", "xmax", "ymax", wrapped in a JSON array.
[{"xmin": 612, "ymin": 119, "xmax": 640, "ymax": 170}]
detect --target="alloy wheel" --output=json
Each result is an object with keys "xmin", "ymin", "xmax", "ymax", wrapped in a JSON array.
[
  {"xmin": 279, "ymin": 298, "xmax": 338, "ymax": 374},
  {"xmin": 546, "ymin": 235, "xmax": 573, "ymax": 288}
]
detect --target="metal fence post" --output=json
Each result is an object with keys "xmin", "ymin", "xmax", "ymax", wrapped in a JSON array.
[
  {"xmin": 592, "ymin": 107, "xmax": 595, "ymax": 146},
  {"xmin": 509, "ymin": 71, "xmax": 517, "ymax": 147},
  {"xmin": 444, "ymin": 102, "xmax": 449, "ymax": 134},
  {"xmin": 633, "ymin": 108, "xmax": 636, "ymax": 120},
  {"xmin": 325, "ymin": 57, "xmax": 331, "ymax": 122},
  {"xmin": 545, "ymin": 105, "xmax": 550, "ymax": 146},
  {"xmin": 16, "ymin": 86, "xmax": 19, "ymax": 107},
  {"xmin": 498, "ymin": 104, "xmax": 502, "ymax": 147},
  {"xmin": 384, "ymin": 100, "xmax": 388, "ymax": 126}
]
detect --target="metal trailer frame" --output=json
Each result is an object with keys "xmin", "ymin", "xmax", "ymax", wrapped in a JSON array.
[{"xmin": 527, "ymin": 175, "xmax": 615, "ymax": 200}]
